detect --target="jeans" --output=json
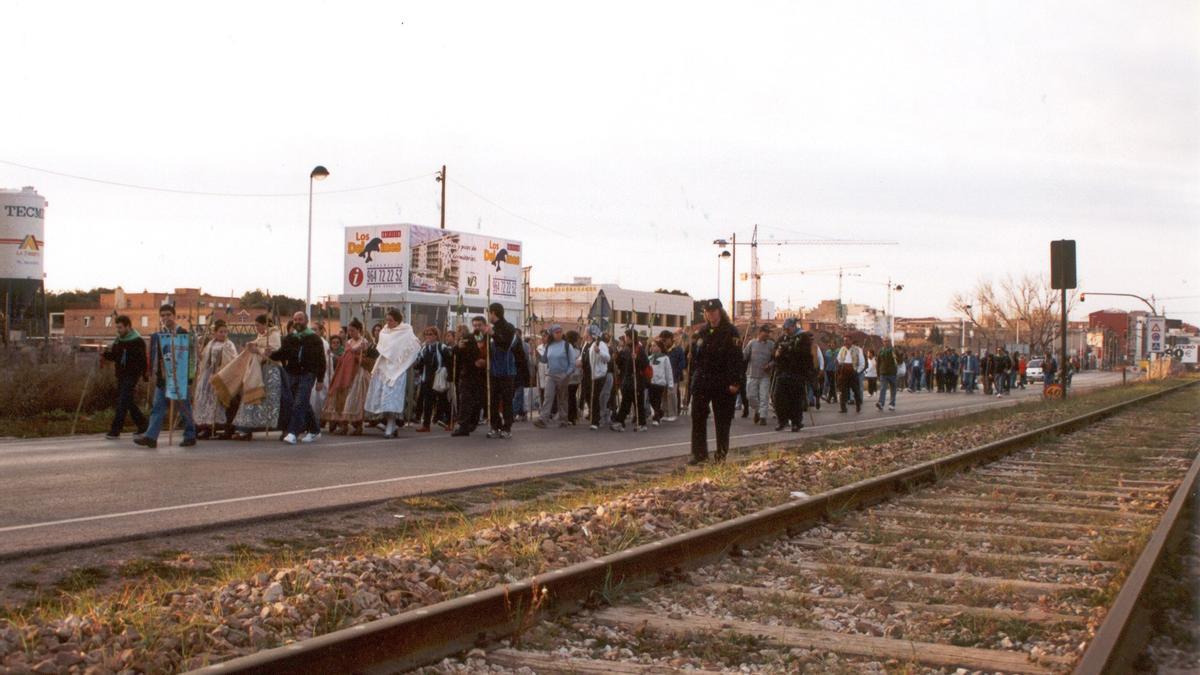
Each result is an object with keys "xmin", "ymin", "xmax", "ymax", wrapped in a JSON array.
[
  {"xmin": 746, "ymin": 376, "xmax": 771, "ymax": 419},
  {"xmin": 878, "ymin": 375, "xmax": 898, "ymax": 407},
  {"xmin": 145, "ymin": 385, "xmax": 196, "ymax": 442},
  {"xmin": 110, "ymin": 376, "xmax": 148, "ymax": 436},
  {"xmin": 287, "ymin": 373, "xmax": 317, "ymax": 437},
  {"xmin": 512, "ymin": 387, "xmax": 526, "ymax": 416},
  {"xmin": 963, "ymin": 372, "xmax": 977, "ymax": 392}
]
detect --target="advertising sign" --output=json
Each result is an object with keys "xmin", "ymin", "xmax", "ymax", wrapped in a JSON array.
[
  {"xmin": 343, "ymin": 225, "xmax": 410, "ymax": 295},
  {"xmin": 344, "ymin": 224, "xmax": 522, "ymax": 300},
  {"xmin": 1146, "ymin": 317, "xmax": 1166, "ymax": 353},
  {"xmin": 0, "ymin": 188, "xmax": 46, "ymax": 280},
  {"xmin": 1180, "ymin": 344, "xmax": 1198, "ymax": 364}
]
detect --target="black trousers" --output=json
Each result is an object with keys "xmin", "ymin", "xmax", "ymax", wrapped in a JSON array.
[
  {"xmin": 110, "ymin": 376, "xmax": 148, "ymax": 435},
  {"xmin": 649, "ymin": 384, "xmax": 666, "ymax": 420},
  {"xmin": 457, "ymin": 379, "xmax": 485, "ymax": 432},
  {"xmin": 417, "ymin": 383, "xmax": 439, "ymax": 427},
  {"xmin": 773, "ymin": 373, "xmax": 805, "ymax": 427},
  {"xmin": 614, "ymin": 380, "xmax": 646, "ymax": 426},
  {"xmin": 691, "ymin": 386, "xmax": 735, "ymax": 461},
  {"xmin": 489, "ymin": 375, "xmax": 515, "ymax": 431}
]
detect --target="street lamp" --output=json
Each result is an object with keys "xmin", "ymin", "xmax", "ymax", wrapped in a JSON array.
[
  {"xmin": 716, "ymin": 250, "xmax": 731, "ymax": 297},
  {"xmin": 307, "ymin": 165, "xmax": 329, "ymax": 318},
  {"xmin": 961, "ymin": 304, "xmax": 971, "ymax": 350}
]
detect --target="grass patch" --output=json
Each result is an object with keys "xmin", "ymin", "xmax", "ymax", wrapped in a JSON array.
[{"xmin": 54, "ymin": 566, "xmax": 109, "ymax": 593}]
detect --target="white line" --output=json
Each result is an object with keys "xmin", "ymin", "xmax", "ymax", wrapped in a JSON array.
[{"xmin": 0, "ymin": 398, "xmax": 1024, "ymax": 534}]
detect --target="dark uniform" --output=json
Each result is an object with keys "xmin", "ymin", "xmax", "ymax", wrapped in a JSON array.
[
  {"xmin": 689, "ymin": 302, "xmax": 743, "ymax": 462},
  {"xmin": 773, "ymin": 328, "xmax": 814, "ymax": 431},
  {"xmin": 451, "ymin": 328, "xmax": 487, "ymax": 436}
]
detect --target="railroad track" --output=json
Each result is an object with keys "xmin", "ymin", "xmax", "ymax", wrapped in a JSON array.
[{"xmin": 196, "ymin": 381, "xmax": 1199, "ymax": 675}]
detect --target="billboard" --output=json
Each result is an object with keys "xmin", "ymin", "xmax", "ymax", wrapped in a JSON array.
[
  {"xmin": 0, "ymin": 187, "xmax": 46, "ymax": 281},
  {"xmin": 343, "ymin": 224, "xmax": 522, "ymax": 301}
]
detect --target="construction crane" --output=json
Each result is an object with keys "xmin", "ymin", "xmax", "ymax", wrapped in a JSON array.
[
  {"xmin": 715, "ymin": 227, "xmax": 896, "ymax": 327},
  {"xmin": 751, "ymin": 264, "xmax": 871, "ymax": 323}
]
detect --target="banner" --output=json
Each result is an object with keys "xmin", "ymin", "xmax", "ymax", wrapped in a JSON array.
[
  {"xmin": 157, "ymin": 333, "xmax": 191, "ymax": 401},
  {"xmin": 343, "ymin": 225, "xmax": 410, "ymax": 295}
]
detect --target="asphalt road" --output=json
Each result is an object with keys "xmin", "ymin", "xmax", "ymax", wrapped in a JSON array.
[{"xmin": 0, "ymin": 372, "xmax": 1121, "ymax": 558}]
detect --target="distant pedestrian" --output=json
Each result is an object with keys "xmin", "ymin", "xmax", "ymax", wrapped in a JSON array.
[
  {"xmin": 835, "ymin": 335, "xmax": 865, "ymax": 413},
  {"xmin": 414, "ymin": 326, "xmax": 452, "ymax": 433},
  {"xmin": 688, "ymin": 299, "xmax": 742, "ymax": 464},
  {"xmin": 585, "ymin": 326, "xmax": 612, "ymax": 430},
  {"xmin": 450, "ymin": 317, "xmax": 488, "ymax": 436},
  {"xmin": 365, "ymin": 309, "xmax": 421, "ymax": 438},
  {"xmin": 103, "ymin": 314, "xmax": 148, "ymax": 440},
  {"xmin": 772, "ymin": 318, "xmax": 818, "ymax": 431},
  {"xmin": 863, "ymin": 348, "xmax": 878, "ymax": 397},
  {"xmin": 273, "ymin": 312, "xmax": 329, "ymax": 444},
  {"xmin": 322, "ymin": 319, "xmax": 370, "ymax": 435},
  {"xmin": 486, "ymin": 303, "xmax": 519, "ymax": 439},
  {"xmin": 875, "ymin": 341, "xmax": 899, "ymax": 411},
  {"xmin": 742, "ymin": 325, "xmax": 775, "ymax": 425},
  {"xmin": 610, "ymin": 329, "xmax": 650, "ymax": 432},
  {"xmin": 193, "ymin": 319, "xmax": 239, "ymax": 440},
  {"xmin": 536, "ymin": 324, "xmax": 577, "ymax": 429},
  {"xmin": 136, "ymin": 304, "xmax": 197, "ymax": 449}
]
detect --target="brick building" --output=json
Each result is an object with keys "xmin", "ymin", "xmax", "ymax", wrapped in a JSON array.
[{"xmin": 60, "ymin": 287, "xmax": 248, "ymax": 340}]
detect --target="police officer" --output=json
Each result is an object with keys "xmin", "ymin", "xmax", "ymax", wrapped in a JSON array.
[
  {"xmin": 772, "ymin": 318, "xmax": 818, "ymax": 431},
  {"xmin": 688, "ymin": 299, "xmax": 742, "ymax": 464}
]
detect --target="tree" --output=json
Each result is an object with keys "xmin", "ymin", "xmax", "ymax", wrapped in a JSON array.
[
  {"xmin": 952, "ymin": 274, "xmax": 1078, "ymax": 353},
  {"xmin": 240, "ymin": 289, "xmax": 305, "ymax": 318},
  {"xmin": 45, "ymin": 288, "xmax": 113, "ymax": 314},
  {"xmin": 928, "ymin": 325, "xmax": 944, "ymax": 345}
]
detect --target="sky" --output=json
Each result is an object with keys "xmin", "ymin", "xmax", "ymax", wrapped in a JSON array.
[{"xmin": 2, "ymin": 0, "xmax": 1198, "ymax": 320}]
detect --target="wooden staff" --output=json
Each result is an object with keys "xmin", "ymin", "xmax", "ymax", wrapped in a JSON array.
[
  {"xmin": 485, "ymin": 276, "xmax": 493, "ymax": 431},
  {"xmin": 163, "ymin": 327, "xmax": 178, "ymax": 447},
  {"xmin": 71, "ymin": 354, "xmax": 100, "ymax": 436}
]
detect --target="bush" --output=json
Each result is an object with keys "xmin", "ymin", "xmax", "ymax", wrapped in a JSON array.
[{"xmin": 0, "ymin": 346, "xmax": 146, "ymax": 419}]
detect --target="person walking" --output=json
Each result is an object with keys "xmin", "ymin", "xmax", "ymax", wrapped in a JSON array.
[
  {"xmin": 835, "ymin": 335, "xmax": 866, "ymax": 413},
  {"xmin": 322, "ymin": 318, "xmax": 371, "ymax": 435},
  {"xmin": 688, "ymin": 299, "xmax": 742, "ymax": 464},
  {"xmin": 535, "ymin": 324, "xmax": 577, "ymax": 429},
  {"xmin": 875, "ymin": 341, "xmax": 899, "ymax": 411},
  {"xmin": 365, "ymin": 309, "xmax": 421, "ymax": 437},
  {"xmin": 102, "ymin": 314, "xmax": 148, "ymax": 440},
  {"xmin": 648, "ymin": 338, "xmax": 675, "ymax": 424},
  {"xmin": 229, "ymin": 315, "xmax": 284, "ymax": 440},
  {"xmin": 136, "ymin": 304, "xmax": 197, "ymax": 449},
  {"xmin": 414, "ymin": 326, "xmax": 452, "ymax": 433},
  {"xmin": 772, "ymin": 318, "xmax": 817, "ymax": 431},
  {"xmin": 585, "ymin": 326, "xmax": 612, "ymax": 430},
  {"xmin": 485, "ymin": 303, "xmax": 519, "ymax": 439},
  {"xmin": 271, "ymin": 312, "xmax": 328, "ymax": 444},
  {"xmin": 193, "ymin": 319, "xmax": 239, "ymax": 440},
  {"xmin": 664, "ymin": 330, "xmax": 686, "ymax": 421},
  {"xmin": 450, "ymin": 318, "xmax": 488, "ymax": 436},
  {"xmin": 961, "ymin": 349, "xmax": 978, "ymax": 393},
  {"xmin": 611, "ymin": 329, "xmax": 650, "ymax": 432},
  {"xmin": 742, "ymin": 325, "xmax": 775, "ymax": 426},
  {"xmin": 822, "ymin": 344, "xmax": 838, "ymax": 403},
  {"xmin": 863, "ymin": 348, "xmax": 878, "ymax": 398}
]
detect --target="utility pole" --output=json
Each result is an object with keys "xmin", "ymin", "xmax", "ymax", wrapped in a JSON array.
[{"xmin": 436, "ymin": 165, "xmax": 447, "ymax": 229}]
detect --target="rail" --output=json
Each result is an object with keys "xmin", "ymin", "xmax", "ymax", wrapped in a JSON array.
[{"xmin": 192, "ymin": 379, "xmax": 1198, "ymax": 675}]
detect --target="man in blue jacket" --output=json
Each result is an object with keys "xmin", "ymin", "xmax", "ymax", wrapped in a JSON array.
[{"xmin": 136, "ymin": 304, "xmax": 197, "ymax": 449}]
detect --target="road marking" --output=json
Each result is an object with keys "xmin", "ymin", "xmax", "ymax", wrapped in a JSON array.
[{"xmin": 0, "ymin": 394, "xmax": 1040, "ymax": 534}]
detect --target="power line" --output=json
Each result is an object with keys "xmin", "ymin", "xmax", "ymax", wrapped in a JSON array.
[
  {"xmin": 447, "ymin": 177, "xmax": 572, "ymax": 238},
  {"xmin": 0, "ymin": 158, "xmax": 434, "ymax": 197}
]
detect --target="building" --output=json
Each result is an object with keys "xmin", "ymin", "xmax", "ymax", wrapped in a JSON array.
[
  {"xmin": 61, "ymin": 287, "xmax": 247, "ymax": 341},
  {"xmin": 734, "ymin": 299, "xmax": 777, "ymax": 322},
  {"xmin": 529, "ymin": 278, "xmax": 693, "ymax": 336},
  {"xmin": 1087, "ymin": 309, "xmax": 1129, "ymax": 365}
]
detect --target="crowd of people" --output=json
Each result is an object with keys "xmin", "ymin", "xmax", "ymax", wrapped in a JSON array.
[{"xmin": 99, "ymin": 300, "xmax": 1071, "ymax": 464}]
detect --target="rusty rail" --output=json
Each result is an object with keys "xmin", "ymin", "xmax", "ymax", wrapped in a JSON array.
[
  {"xmin": 192, "ymin": 380, "xmax": 1197, "ymax": 675},
  {"xmin": 1073, "ymin": 429, "xmax": 1200, "ymax": 674}
]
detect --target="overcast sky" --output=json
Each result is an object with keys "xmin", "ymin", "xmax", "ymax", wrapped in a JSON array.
[{"xmin": 3, "ymin": 1, "xmax": 1197, "ymax": 319}]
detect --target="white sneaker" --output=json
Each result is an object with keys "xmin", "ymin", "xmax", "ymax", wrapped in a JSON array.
[
  {"xmin": 888, "ymin": 405, "xmax": 895, "ymax": 411},
  {"xmin": 651, "ymin": 420, "xmax": 660, "ymax": 427},
  {"xmin": 636, "ymin": 425, "xmax": 647, "ymax": 432},
  {"xmin": 664, "ymin": 416, "xmax": 677, "ymax": 422},
  {"xmin": 282, "ymin": 433, "xmax": 297, "ymax": 445},
  {"xmin": 589, "ymin": 424, "xmax": 599, "ymax": 430},
  {"xmin": 300, "ymin": 433, "xmax": 318, "ymax": 443},
  {"xmin": 610, "ymin": 423, "xmax": 624, "ymax": 432}
]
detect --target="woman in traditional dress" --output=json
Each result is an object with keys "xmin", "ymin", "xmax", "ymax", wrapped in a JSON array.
[
  {"xmin": 194, "ymin": 319, "xmax": 239, "ymax": 439},
  {"xmin": 230, "ymin": 315, "xmax": 283, "ymax": 441},
  {"xmin": 365, "ymin": 309, "xmax": 422, "ymax": 438},
  {"xmin": 322, "ymin": 320, "xmax": 370, "ymax": 435}
]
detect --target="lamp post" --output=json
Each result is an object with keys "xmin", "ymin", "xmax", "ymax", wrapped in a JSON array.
[
  {"xmin": 307, "ymin": 165, "xmax": 329, "ymax": 318},
  {"xmin": 961, "ymin": 305, "xmax": 971, "ymax": 350}
]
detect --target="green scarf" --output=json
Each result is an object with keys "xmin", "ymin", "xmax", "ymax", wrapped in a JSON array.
[
  {"xmin": 295, "ymin": 327, "xmax": 316, "ymax": 338},
  {"xmin": 115, "ymin": 329, "xmax": 142, "ymax": 343}
]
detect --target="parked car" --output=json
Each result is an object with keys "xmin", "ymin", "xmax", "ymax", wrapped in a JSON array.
[{"xmin": 1026, "ymin": 358, "xmax": 1044, "ymax": 382}]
